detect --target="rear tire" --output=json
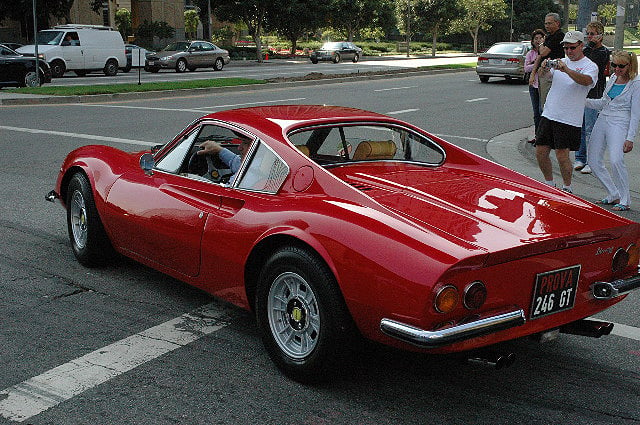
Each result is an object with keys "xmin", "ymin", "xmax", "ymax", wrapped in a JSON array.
[
  {"xmin": 213, "ymin": 57, "xmax": 224, "ymax": 71},
  {"xmin": 479, "ymin": 75, "xmax": 489, "ymax": 83},
  {"xmin": 103, "ymin": 59, "xmax": 118, "ymax": 76},
  {"xmin": 255, "ymin": 246, "xmax": 357, "ymax": 383},
  {"xmin": 66, "ymin": 173, "xmax": 115, "ymax": 267}
]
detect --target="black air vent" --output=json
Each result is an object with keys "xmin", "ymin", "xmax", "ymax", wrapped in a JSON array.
[{"xmin": 348, "ymin": 182, "xmax": 373, "ymax": 191}]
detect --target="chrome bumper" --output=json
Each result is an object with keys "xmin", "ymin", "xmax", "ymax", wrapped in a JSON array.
[
  {"xmin": 591, "ymin": 274, "xmax": 640, "ymax": 300},
  {"xmin": 380, "ymin": 308, "xmax": 525, "ymax": 348}
]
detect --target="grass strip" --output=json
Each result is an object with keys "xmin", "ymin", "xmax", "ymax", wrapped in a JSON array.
[{"xmin": 7, "ymin": 77, "xmax": 265, "ymax": 96}]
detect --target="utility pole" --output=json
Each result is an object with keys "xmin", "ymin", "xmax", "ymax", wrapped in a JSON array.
[
  {"xmin": 576, "ymin": 0, "xmax": 594, "ymax": 32},
  {"xmin": 32, "ymin": 0, "xmax": 39, "ymax": 86},
  {"xmin": 614, "ymin": 0, "xmax": 626, "ymax": 49}
]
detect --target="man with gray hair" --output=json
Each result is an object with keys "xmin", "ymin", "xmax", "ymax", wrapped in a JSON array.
[{"xmin": 529, "ymin": 12, "xmax": 565, "ymax": 109}]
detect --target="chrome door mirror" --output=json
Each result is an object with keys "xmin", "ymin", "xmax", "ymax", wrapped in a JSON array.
[{"xmin": 140, "ymin": 153, "xmax": 155, "ymax": 175}]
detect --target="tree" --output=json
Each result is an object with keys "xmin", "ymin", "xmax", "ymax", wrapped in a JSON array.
[
  {"xmin": 413, "ymin": 0, "xmax": 463, "ymax": 57},
  {"xmin": 329, "ymin": 0, "xmax": 396, "ymax": 41},
  {"xmin": 0, "ymin": 0, "xmax": 74, "ymax": 40},
  {"xmin": 265, "ymin": 0, "xmax": 330, "ymax": 55},
  {"xmin": 115, "ymin": 8, "xmax": 132, "ymax": 39},
  {"xmin": 508, "ymin": 0, "xmax": 562, "ymax": 41},
  {"xmin": 449, "ymin": 0, "xmax": 508, "ymax": 54},
  {"xmin": 215, "ymin": 0, "xmax": 276, "ymax": 63},
  {"xmin": 184, "ymin": 9, "xmax": 200, "ymax": 39},
  {"xmin": 598, "ymin": 3, "xmax": 616, "ymax": 26}
]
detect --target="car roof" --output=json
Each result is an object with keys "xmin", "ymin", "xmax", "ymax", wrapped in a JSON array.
[{"xmin": 201, "ymin": 105, "xmax": 398, "ymax": 143}]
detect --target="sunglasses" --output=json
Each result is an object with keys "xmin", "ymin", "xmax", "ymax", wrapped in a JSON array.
[
  {"xmin": 611, "ymin": 62, "xmax": 628, "ymax": 68},
  {"xmin": 563, "ymin": 45, "xmax": 579, "ymax": 50},
  {"xmin": 587, "ymin": 32, "xmax": 601, "ymax": 36}
]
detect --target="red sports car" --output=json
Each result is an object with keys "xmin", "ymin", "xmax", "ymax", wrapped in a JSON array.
[{"xmin": 47, "ymin": 105, "xmax": 640, "ymax": 381}]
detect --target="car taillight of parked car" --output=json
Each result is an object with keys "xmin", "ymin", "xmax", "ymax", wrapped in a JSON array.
[{"xmin": 478, "ymin": 57, "xmax": 488, "ymax": 63}]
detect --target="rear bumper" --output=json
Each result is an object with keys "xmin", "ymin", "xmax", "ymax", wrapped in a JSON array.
[
  {"xmin": 591, "ymin": 274, "xmax": 640, "ymax": 300},
  {"xmin": 476, "ymin": 66, "xmax": 524, "ymax": 78},
  {"xmin": 380, "ymin": 307, "xmax": 525, "ymax": 348}
]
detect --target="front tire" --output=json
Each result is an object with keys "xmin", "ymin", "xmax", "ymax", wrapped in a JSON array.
[
  {"xmin": 213, "ymin": 57, "xmax": 224, "ymax": 71},
  {"xmin": 176, "ymin": 58, "xmax": 187, "ymax": 73},
  {"xmin": 24, "ymin": 71, "xmax": 40, "ymax": 87},
  {"xmin": 50, "ymin": 60, "xmax": 66, "ymax": 78},
  {"xmin": 333, "ymin": 53, "xmax": 341, "ymax": 64},
  {"xmin": 255, "ymin": 246, "xmax": 356, "ymax": 382},
  {"xmin": 352, "ymin": 53, "xmax": 360, "ymax": 63},
  {"xmin": 66, "ymin": 173, "xmax": 115, "ymax": 267}
]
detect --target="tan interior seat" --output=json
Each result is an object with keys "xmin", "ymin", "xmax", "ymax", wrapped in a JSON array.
[
  {"xmin": 296, "ymin": 145, "xmax": 310, "ymax": 156},
  {"xmin": 352, "ymin": 140, "xmax": 397, "ymax": 161}
]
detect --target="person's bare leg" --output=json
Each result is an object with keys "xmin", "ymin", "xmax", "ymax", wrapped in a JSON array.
[
  {"xmin": 555, "ymin": 148, "xmax": 573, "ymax": 186},
  {"xmin": 536, "ymin": 145, "xmax": 554, "ymax": 181}
]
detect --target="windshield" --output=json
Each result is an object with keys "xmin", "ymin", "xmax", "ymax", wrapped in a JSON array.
[
  {"xmin": 321, "ymin": 42, "xmax": 342, "ymax": 50},
  {"xmin": 162, "ymin": 42, "xmax": 190, "ymax": 52},
  {"xmin": 486, "ymin": 44, "xmax": 525, "ymax": 54},
  {"xmin": 36, "ymin": 30, "xmax": 64, "ymax": 45}
]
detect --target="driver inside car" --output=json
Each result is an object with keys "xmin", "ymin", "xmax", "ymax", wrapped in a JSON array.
[{"xmin": 197, "ymin": 136, "xmax": 252, "ymax": 183}]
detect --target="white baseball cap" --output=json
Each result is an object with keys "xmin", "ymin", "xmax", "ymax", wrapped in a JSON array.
[{"xmin": 562, "ymin": 31, "xmax": 584, "ymax": 44}]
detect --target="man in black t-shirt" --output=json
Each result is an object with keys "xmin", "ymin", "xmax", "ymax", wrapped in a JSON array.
[
  {"xmin": 529, "ymin": 12, "xmax": 565, "ymax": 109},
  {"xmin": 574, "ymin": 21, "xmax": 609, "ymax": 174}
]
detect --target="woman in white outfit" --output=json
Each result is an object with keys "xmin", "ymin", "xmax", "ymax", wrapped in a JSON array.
[{"xmin": 586, "ymin": 50, "xmax": 640, "ymax": 211}]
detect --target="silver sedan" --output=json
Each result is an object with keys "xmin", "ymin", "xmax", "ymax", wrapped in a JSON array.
[
  {"xmin": 476, "ymin": 41, "xmax": 531, "ymax": 83},
  {"xmin": 145, "ymin": 40, "xmax": 230, "ymax": 73}
]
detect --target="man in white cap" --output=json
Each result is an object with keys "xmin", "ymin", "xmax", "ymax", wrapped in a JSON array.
[{"xmin": 535, "ymin": 30, "xmax": 598, "ymax": 193}]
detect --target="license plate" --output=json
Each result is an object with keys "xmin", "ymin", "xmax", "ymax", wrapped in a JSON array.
[
  {"xmin": 148, "ymin": 61, "xmax": 155, "ymax": 65},
  {"xmin": 530, "ymin": 265, "xmax": 580, "ymax": 319},
  {"xmin": 491, "ymin": 59, "xmax": 504, "ymax": 64}
]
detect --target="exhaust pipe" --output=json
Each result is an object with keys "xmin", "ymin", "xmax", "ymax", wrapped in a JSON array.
[
  {"xmin": 467, "ymin": 351, "xmax": 516, "ymax": 369},
  {"xmin": 560, "ymin": 319, "xmax": 614, "ymax": 338}
]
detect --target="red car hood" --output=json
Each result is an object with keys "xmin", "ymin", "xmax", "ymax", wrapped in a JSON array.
[{"xmin": 329, "ymin": 163, "xmax": 630, "ymax": 255}]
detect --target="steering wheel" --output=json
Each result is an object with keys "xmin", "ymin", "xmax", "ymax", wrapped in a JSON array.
[{"xmin": 187, "ymin": 151, "xmax": 232, "ymax": 183}]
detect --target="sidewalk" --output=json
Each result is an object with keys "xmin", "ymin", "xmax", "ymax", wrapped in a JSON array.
[{"xmin": 487, "ymin": 126, "xmax": 640, "ymax": 222}]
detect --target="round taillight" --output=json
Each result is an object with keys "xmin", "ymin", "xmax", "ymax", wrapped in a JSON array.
[
  {"xmin": 464, "ymin": 281, "xmax": 487, "ymax": 310},
  {"xmin": 434, "ymin": 285, "xmax": 459, "ymax": 314},
  {"xmin": 627, "ymin": 244, "xmax": 640, "ymax": 268},
  {"xmin": 612, "ymin": 247, "xmax": 629, "ymax": 273}
]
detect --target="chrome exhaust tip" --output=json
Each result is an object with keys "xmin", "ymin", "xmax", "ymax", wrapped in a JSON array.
[
  {"xmin": 560, "ymin": 319, "xmax": 614, "ymax": 338},
  {"xmin": 45, "ymin": 190, "xmax": 58, "ymax": 203}
]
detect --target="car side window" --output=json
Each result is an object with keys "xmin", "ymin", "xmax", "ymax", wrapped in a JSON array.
[
  {"xmin": 236, "ymin": 142, "xmax": 288, "ymax": 193},
  {"xmin": 201, "ymin": 43, "xmax": 214, "ymax": 51}
]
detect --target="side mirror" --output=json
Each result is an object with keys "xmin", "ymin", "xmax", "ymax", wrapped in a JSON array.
[{"xmin": 140, "ymin": 153, "xmax": 155, "ymax": 175}]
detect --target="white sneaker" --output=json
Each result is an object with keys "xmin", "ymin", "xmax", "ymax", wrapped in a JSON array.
[
  {"xmin": 573, "ymin": 161, "xmax": 585, "ymax": 171},
  {"xmin": 580, "ymin": 165, "xmax": 592, "ymax": 174}
]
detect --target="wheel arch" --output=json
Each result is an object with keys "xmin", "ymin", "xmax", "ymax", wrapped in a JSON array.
[{"xmin": 244, "ymin": 233, "xmax": 339, "ymax": 313}]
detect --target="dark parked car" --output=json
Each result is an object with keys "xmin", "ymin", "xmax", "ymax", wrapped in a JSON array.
[
  {"xmin": 310, "ymin": 41, "xmax": 362, "ymax": 64},
  {"xmin": 145, "ymin": 40, "xmax": 230, "ymax": 73},
  {"xmin": 476, "ymin": 41, "xmax": 532, "ymax": 83},
  {"xmin": 0, "ymin": 44, "xmax": 52, "ymax": 88},
  {"xmin": 1, "ymin": 42, "xmax": 23, "ymax": 51}
]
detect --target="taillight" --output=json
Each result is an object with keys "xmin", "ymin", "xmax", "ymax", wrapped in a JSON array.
[
  {"xmin": 612, "ymin": 248, "xmax": 629, "ymax": 273},
  {"xmin": 463, "ymin": 281, "xmax": 487, "ymax": 310},
  {"xmin": 507, "ymin": 58, "xmax": 520, "ymax": 63},
  {"xmin": 627, "ymin": 243, "xmax": 640, "ymax": 268},
  {"xmin": 434, "ymin": 285, "xmax": 459, "ymax": 313},
  {"xmin": 478, "ymin": 56, "xmax": 488, "ymax": 63}
]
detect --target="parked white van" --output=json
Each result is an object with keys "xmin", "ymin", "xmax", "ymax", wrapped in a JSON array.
[{"xmin": 17, "ymin": 24, "xmax": 126, "ymax": 78}]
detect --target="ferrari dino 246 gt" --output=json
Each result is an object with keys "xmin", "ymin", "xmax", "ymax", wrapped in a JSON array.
[{"xmin": 47, "ymin": 105, "xmax": 640, "ymax": 381}]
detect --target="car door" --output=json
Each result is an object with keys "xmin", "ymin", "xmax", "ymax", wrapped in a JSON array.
[
  {"xmin": 0, "ymin": 46, "xmax": 20, "ymax": 84},
  {"xmin": 188, "ymin": 41, "xmax": 204, "ymax": 67},
  {"xmin": 341, "ymin": 42, "xmax": 356, "ymax": 61},
  {"xmin": 61, "ymin": 32, "xmax": 85, "ymax": 70},
  {"xmin": 199, "ymin": 42, "xmax": 216, "ymax": 67}
]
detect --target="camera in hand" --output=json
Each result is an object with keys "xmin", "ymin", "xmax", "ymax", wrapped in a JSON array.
[{"xmin": 545, "ymin": 59, "xmax": 559, "ymax": 69}]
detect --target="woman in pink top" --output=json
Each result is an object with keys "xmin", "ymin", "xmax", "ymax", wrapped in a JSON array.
[{"xmin": 525, "ymin": 29, "xmax": 546, "ymax": 143}]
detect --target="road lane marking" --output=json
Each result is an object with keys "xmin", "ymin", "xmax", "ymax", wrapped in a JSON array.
[
  {"xmin": 0, "ymin": 125, "xmax": 155, "ymax": 146},
  {"xmin": 386, "ymin": 108, "xmax": 420, "ymax": 115},
  {"xmin": 374, "ymin": 86, "xmax": 417, "ymax": 92},
  {"xmin": 0, "ymin": 302, "xmax": 233, "ymax": 423},
  {"xmin": 466, "ymin": 98, "xmax": 488, "ymax": 102}
]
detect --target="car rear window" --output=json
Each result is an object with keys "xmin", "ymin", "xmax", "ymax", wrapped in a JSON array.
[
  {"xmin": 486, "ymin": 44, "xmax": 525, "ymax": 54},
  {"xmin": 288, "ymin": 124, "xmax": 445, "ymax": 167}
]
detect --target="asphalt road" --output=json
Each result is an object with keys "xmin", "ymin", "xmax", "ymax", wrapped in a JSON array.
[{"xmin": 0, "ymin": 70, "xmax": 638, "ymax": 425}]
